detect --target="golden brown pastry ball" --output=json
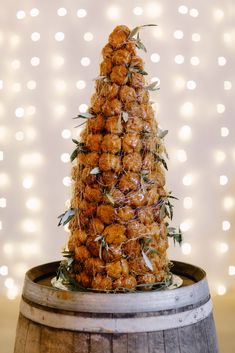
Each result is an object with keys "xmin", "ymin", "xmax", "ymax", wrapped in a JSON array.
[
  {"xmin": 117, "ymin": 206, "xmax": 135, "ymax": 222},
  {"xmin": 125, "ymin": 101, "xmax": 147, "ymax": 119},
  {"xmin": 91, "ymin": 274, "xmax": 113, "ymax": 290},
  {"xmin": 106, "ymin": 259, "xmax": 129, "ymax": 279},
  {"xmin": 81, "ymin": 167, "xmax": 96, "ymax": 184},
  {"xmin": 99, "ymin": 153, "xmax": 121, "ymax": 172},
  {"xmin": 136, "ymin": 88, "xmax": 150, "ymax": 104},
  {"xmin": 123, "ymin": 239, "xmax": 141, "ymax": 259},
  {"xmin": 138, "ymin": 207, "xmax": 154, "ymax": 225},
  {"xmin": 84, "ymin": 258, "xmax": 105, "ymax": 276},
  {"xmin": 127, "ymin": 221, "xmax": 146, "ymax": 238},
  {"xmin": 84, "ymin": 184, "xmax": 103, "ymax": 203},
  {"xmin": 102, "ymin": 98, "xmax": 122, "ymax": 116},
  {"xmin": 76, "ymin": 272, "xmax": 92, "ymax": 288},
  {"xmin": 79, "ymin": 199, "xmax": 97, "ymax": 217},
  {"xmin": 119, "ymin": 172, "xmax": 140, "ymax": 193},
  {"xmin": 148, "ymin": 169, "xmax": 166, "ymax": 187},
  {"xmin": 108, "ymin": 25, "xmax": 130, "ymax": 49},
  {"xmin": 122, "ymin": 133, "xmax": 142, "ymax": 153},
  {"xmin": 98, "ymin": 171, "xmax": 118, "ymax": 188},
  {"xmin": 127, "ymin": 190, "xmax": 146, "ymax": 207},
  {"xmin": 84, "ymin": 152, "xmax": 100, "ymax": 167},
  {"xmin": 102, "ymin": 43, "xmax": 113, "ymax": 59},
  {"xmin": 86, "ymin": 236, "xmax": 100, "ymax": 257},
  {"xmin": 109, "ymin": 188, "xmax": 125, "ymax": 205},
  {"xmin": 106, "ymin": 261, "xmax": 122, "ymax": 279},
  {"xmin": 77, "ymin": 153, "xmax": 87, "ymax": 166},
  {"xmin": 129, "ymin": 257, "xmax": 151, "ymax": 275},
  {"xmin": 122, "ymin": 152, "xmax": 142, "ymax": 172},
  {"xmin": 112, "ymin": 49, "xmax": 131, "ymax": 66},
  {"xmin": 101, "ymin": 134, "xmax": 121, "ymax": 153},
  {"xmin": 145, "ymin": 222, "xmax": 160, "ymax": 240},
  {"xmin": 89, "ymin": 218, "xmax": 105, "ymax": 235},
  {"xmin": 142, "ymin": 153, "xmax": 155, "ymax": 170},
  {"xmin": 72, "ymin": 229, "xmax": 87, "ymax": 244},
  {"xmin": 145, "ymin": 186, "xmax": 159, "ymax": 205},
  {"xmin": 103, "ymin": 223, "xmax": 126, "ymax": 245},
  {"xmin": 100, "ymin": 59, "xmax": 113, "ymax": 76},
  {"xmin": 130, "ymin": 56, "xmax": 144, "ymax": 69},
  {"xmin": 85, "ymin": 134, "xmax": 102, "ymax": 152},
  {"xmin": 87, "ymin": 114, "xmax": 105, "ymax": 133},
  {"xmin": 125, "ymin": 41, "xmax": 136, "ymax": 54},
  {"xmin": 119, "ymin": 85, "xmax": 137, "ymax": 103},
  {"xmin": 90, "ymin": 94, "xmax": 105, "ymax": 114},
  {"xmin": 110, "ymin": 66, "xmax": 128, "ymax": 85},
  {"xmin": 124, "ymin": 116, "xmax": 143, "ymax": 133},
  {"xmin": 105, "ymin": 115, "xmax": 123, "ymax": 134},
  {"xmin": 129, "ymin": 72, "xmax": 145, "ymax": 88},
  {"xmin": 74, "ymin": 245, "xmax": 91, "ymax": 262},
  {"xmin": 96, "ymin": 81, "xmax": 119, "ymax": 99},
  {"xmin": 97, "ymin": 204, "xmax": 115, "ymax": 225},
  {"xmin": 102, "ymin": 244, "xmax": 122, "ymax": 262}
]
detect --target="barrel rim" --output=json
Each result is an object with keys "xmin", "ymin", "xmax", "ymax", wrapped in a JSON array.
[{"xmin": 22, "ymin": 260, "xmax": 210, "ymax": 313}]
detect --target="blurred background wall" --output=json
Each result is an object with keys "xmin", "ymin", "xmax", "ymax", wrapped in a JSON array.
[{"xmin": 0, "ymin": 0, "xmax": 234, "ymax": 352}]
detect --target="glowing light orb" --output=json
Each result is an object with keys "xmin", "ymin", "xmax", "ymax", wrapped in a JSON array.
[
  {"xmin": 181, "ymin": 243, "xmax": 192, "ymax": 255},
  {"xmin": 55, "ymin": 32, "xmax": 65, "ymax": 41},
  {"xmin": 133, "ymin": 7, "xmax": 143, "ymax": 16},
  {"xmin": 220, "ymin": 175, "xmax": 228, "ymax": 186},
  {"xmin": 57, "ymin": 8, "xmax": 67, "ymax": 16},
  {"xmin": 76, "ymin": 80, "xmax": 86, "ymax": 89},
  {"xmin": 221, "ymin": 127, "xmax": 229, "ymax": 137},
  {"xmin": 183, "ymin": 197, "xmax": 193, "ymax": 209},
  {"xmin": 222, "ymin": 220, "xmax": 230, "ymax": 231},
  {"xmin": 217, "ymin": 285, "xmax": 226, "ymax": 296},
  {"xmin": 77, "ymin": 9, "xmax": 87, "ymax": 18},
  {"xmin": 150, "ymin": 53, "xmax": 160, "ymax": 63},
  {"xmin": 174, "ymin": 30, "xmax": 184, "ymax": 39},
  {"xmin": 84, "ymin": 32, "xmax": 93, "ymax": 41},
  {"xmin": 81, "ymin": 57, "xmax": 91, "ymax": 66},
  {"xmin": 61, "ymin": 129, "xmax": 71, "ymax": 139},
  {"xmin": 182, "ymin": 174, "xmax": 193, "ymax": 186},
  {"xmin": 22, "ymin": 176, "xmax": 34, "ymax": 189}
]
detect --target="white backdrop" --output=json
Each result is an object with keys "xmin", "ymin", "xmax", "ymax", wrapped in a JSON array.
[{"xmin": 0, "ymin": 0, "xmax": 234, "ymax": 299}]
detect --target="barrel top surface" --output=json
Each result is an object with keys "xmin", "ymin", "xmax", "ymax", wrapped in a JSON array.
[{"xmin": 22, "ymin": 260, "xmax": 210, "ymax": 313}]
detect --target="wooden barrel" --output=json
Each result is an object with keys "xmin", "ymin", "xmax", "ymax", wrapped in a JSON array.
[{"xmin": 14, "ymin": 260, "xmax": 219, "ymax": 353}]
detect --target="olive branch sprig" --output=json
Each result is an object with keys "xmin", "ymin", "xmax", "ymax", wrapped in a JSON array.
[
  {"xmin": 70, "ymin": 139, "xmax": 89, "ymax": 162},
  {"xmin": 94, "ymin": 235, "xmax": 109, "ymax": 259},
  {"xmin": 128, "ymin": 24, "xmax": 158, "ymax": 53},
  {"xmin": 167, "ymin": 227, "xmax": 183, "ymax": 246},
  {"xmin": 57, "ymin": 207, "xmax": 78, "ymax": 226}
]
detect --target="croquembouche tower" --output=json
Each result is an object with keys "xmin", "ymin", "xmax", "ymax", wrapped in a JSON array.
[
  {"xmin": 14, "ymin": 25, "xmax": 219, "ymax": 353},
  {"xmin": 57, "ymin": 24, "xmax": 181, "ymax": 291}
]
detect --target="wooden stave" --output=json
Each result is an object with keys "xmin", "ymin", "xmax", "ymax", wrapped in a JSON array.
[{"xmin": 22, "ymin": 260, "xmax": 210, "ymax": 314}]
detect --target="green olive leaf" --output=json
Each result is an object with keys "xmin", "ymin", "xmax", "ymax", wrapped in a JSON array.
[
  {"xmin": 142, "ymin": 250, "xmax": 153, "ymax": 271},
  {"xmin": 90, "ymin": 167, "xmax": 100, "ymax": 175}
]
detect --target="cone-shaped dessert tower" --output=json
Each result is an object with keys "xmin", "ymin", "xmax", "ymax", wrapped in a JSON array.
[{"xmin": 57, "ymin": 25, "xmax": 181, "ymax": 292}]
